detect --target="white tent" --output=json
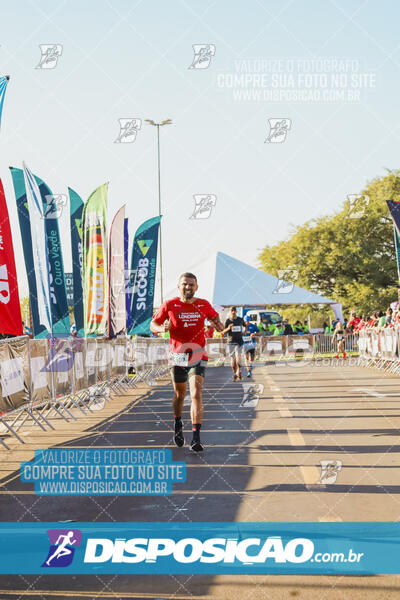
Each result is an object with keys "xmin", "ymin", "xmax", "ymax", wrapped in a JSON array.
[{"xmin": 165, "ymin": 252, "xmax": 343, "ymax": 319}]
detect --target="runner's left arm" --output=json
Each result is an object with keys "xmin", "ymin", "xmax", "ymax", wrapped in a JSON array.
[
  {"xmin": 204, "ymin": 302, "xmax": 225, "ymax": 332},
  {"xmin": 209, "ymin": 315, "xmax": 224, "ymax": 332}
]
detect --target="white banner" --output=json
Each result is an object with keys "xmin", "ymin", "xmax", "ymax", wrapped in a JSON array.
[
  {"xmin": 23, "ymin": 162, "xmax": 52, "ymax": 333},
  {"xmin": 30, "ymin": 356, "xmax": 48, "ymax": 390},
  {"xmin": 1, "ymin": 357, "xmax": 24, "ymax": 396}
]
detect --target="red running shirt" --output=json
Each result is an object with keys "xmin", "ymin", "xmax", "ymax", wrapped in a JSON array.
[{"xmin": 153, "ymin": 297, "xmax": 218, "ymax": 362}]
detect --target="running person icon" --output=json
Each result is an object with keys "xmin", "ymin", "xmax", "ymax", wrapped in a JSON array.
[
  {"xmin": 223, "ymin": 307, "xmax": 245, "ymax": 381},
  {"xmin": 46, "ymin": 531, "xmax": 77, "ymax": 566},
  {"xmin": 151, "ymin": 273, "xmax": 224, "ymax": 452}
]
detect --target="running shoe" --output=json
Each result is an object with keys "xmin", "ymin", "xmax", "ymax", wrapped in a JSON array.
[
  {"xmin": 174, "ymin": 421, "xmax": 185, "ymax": 447},
  {"xmin": 233, "ymin": 374, "xmax": 238, "ymax": 382},
  {"xmin": 238, "ymin": 371, "xmax": 242, "ymax": 380},
  {"xmin": 190, "ymin": 440, "xmax": 204, "ymax": 452},
  {"xmin": 247, "ymin": 371, "xmax": 252, "ymax": 378}
]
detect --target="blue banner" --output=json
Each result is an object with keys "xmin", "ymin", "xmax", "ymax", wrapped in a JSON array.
[
  {"xmin": 394, "ymin": 225, "xmax": 400, "ymax": 284},
  {"xmin": 10, "ymin": 166, "xmax": 48, "ymax": 338},
  {"xmin": 124, "ymin": 217, "xmax": 132, "ymax": 331},
  {"xmin": 387, "ymin": 200, "xmax": 400, "ymax": 235},
  {"xmin": 0, "ymin": 522, "xmax": 400, "ymax": 574},
  {"xmin": 36, "ymin": 175, "xmax": 70, "ymax": 337},
  {"xmin": 128, "ymin": 216, "xmax": 161, "ymax": 335},
  {"xmin": 69, "ymin": 188, "xmax": 84, "ymax": 336}
]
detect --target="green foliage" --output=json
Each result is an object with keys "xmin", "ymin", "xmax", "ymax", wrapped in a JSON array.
[
  {"xmin": 259, "ymin": 170, "xmax": 400, "ymax": 316},
  {"xmin": 274, "ymin": 305, "xmax": 331, "ymax": 328}
]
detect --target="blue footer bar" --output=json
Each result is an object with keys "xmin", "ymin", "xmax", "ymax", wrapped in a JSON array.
[{"xmin": 0, "ymin": 522, "xmax": 398, "ymax": 574}]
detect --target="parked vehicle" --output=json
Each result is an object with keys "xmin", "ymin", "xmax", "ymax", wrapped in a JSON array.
[{"xmin": 243, "ymin": 309, "xmax": 283, "ymax": 327}]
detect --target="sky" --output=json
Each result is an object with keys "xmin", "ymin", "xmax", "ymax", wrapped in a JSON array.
[{"xmin": 1, "ymin": 0, "xmax": 400, "ymax": 303}]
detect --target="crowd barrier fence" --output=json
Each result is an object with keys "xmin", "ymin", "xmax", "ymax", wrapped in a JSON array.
[
  {"xmin": 357, "ymin": 328, "xmax": 400, "ymax": 373},
  {"xmin": 0, "ymin": 335, "xmax": 170, "ymax": 450},
  {"xmin": 0, "ymin": 332, "xmax": 365, "ymax": 449},
  {"xmin": 206, "ymin": 334, "xmax": 358, "ymax": 365}
]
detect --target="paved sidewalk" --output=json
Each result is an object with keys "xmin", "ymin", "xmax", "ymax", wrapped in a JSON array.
[{"xmin": 0, "ymin": 362, "xmax": 400, "ymax": 598}]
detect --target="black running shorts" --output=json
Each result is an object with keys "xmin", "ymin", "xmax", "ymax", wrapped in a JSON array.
[
  {"xmin": 170, "ymin": 360, "xmax": 207, "ymax": 383},
  {"xmin": 245, "ymin": 347, "xmax": 256, "ymax": 358}
]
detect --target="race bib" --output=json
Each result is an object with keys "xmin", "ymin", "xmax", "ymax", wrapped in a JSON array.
[
  {"xmin": 232, "ymin": 326, "xmax": 242, "ymax": 333},
  {"xmin": 243, "ymin": 336, "xmax": 251, "ymax": 342},
  {"xmin": 170, "ymin": 352, "xmax": 189, "ymax": 367}
]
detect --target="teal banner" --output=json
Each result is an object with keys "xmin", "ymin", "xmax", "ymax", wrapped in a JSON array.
[
  {"xmin": 10, "ymin": 166, "xmax": 47, "ymax": 338},
  {"xmin": 128, "ymin": 216, "xmax": 161, "ymax": 335}
]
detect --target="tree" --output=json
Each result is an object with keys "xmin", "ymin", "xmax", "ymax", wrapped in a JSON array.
[{"xmin": 258, "ymin": 170, "xmax": 400, "ymax": 316}]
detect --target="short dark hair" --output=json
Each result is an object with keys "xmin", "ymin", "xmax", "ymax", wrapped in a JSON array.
[
  {"xmin": 179, "ymin": 272, "xmax": 197, "ymax": 281},
  {"xmin": 230, "ymin": 306, "xmax": 237, "ymax": 312}
]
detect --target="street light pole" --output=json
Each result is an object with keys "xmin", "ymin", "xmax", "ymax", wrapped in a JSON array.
[
  {"xmin": 156, "ymin": 124, "xmax": 163, "ymax": 305},
  {"xmin": 145, "ymin": 118, "xmax": 172, "ymax": 307}
]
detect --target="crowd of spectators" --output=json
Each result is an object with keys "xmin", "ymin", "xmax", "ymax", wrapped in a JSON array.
[{"xmin": 331, "ymin": 303, "xmax": 400, "ymax": 336}]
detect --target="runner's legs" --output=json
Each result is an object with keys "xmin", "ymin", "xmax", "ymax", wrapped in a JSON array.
[
  {"xmin": 172, "ymin": 380, "xmax": 186, "ymax": 418},
  {"xmin": 230, "ymin": 351, "xmax": 238, "ymax": 373},
  {"xmin": 235, "ymin": 345, "xmax": 242, "ymax": 378},
  {"xmin": 189, "ymin": 373, "xmax": 204, "ymax": 425}
]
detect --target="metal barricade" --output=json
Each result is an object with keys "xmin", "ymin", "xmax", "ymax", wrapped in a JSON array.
[
  {"xmin": 29, "ymin": 339, "xmax": 51, "ymax": 405},
  {"xmin": 0, "ymin": 335, "xmax": 171, "ymax": 450},
  {"xmin": 206, "ymin": 339, "xmax": 226, "ymax": 365},
  {"xmin": 357, "ymin": 328, "xmax": 400, "ymax": 373},
  {"xmin": 286, "ymin": 334, "xmax": 314, "ymax": 357},
  {"xmin": 260, "ymin": 336, "xmax": 286, "ymax": 360}
]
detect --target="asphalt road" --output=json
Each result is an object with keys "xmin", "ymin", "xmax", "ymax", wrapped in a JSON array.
[{"xmin": 1, "ymin": 359, "xmax": 400, "ymax": 599}]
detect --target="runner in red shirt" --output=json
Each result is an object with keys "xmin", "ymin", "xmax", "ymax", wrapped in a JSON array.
[
  {"xmin": 204, "ymin": 324, "xmax": 215, "ymax": 339},
  {"xmin": 347, "ymin": 312, "xmax": 361, "ymax": 332},
  {"xmin": 151, "ymin": 273, "xmax": 224, "ymax": 452}
]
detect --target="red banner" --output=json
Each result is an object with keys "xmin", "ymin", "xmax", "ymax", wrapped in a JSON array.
[{"xmin": 0, "ymin": 179, "xmax": 23, "ymax": 335}]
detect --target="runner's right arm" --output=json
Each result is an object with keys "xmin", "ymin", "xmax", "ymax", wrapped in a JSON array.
[
  {"xmin": 150, "ymin": 319, "xmax": 171, "ymax": 334},
  {"xmin": 150, "ymin": 301, "xmax": 171, "ymax": 334}
]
